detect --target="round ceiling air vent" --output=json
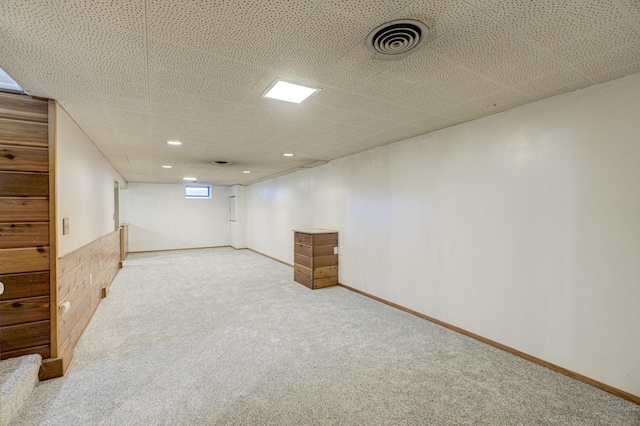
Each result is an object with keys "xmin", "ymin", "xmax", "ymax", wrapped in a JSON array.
[{"xmin": 365, "ymin": 19, "xmax": 429, "ymax": 59}]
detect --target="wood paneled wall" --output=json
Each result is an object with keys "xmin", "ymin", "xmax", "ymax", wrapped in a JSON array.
[
  {"xmin": 44, "ymin": 229, "xmax": 121, "ymax": 377},
  {"xmin": 0, "ymin": 92, "xmax": 53, "ymax": 361}
]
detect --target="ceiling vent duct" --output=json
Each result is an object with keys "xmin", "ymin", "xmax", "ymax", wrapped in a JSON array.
[{"xmin": 365, "ymin": 19, "xmax": 429, "ymax": 59}]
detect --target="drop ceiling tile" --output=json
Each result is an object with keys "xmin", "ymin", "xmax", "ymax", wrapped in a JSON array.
[
  {"xmin": 468, "ymin": 88, "xmax": 533, "ymax": 112},
  {"xmin": 107, "ymin": 109, "xmax": 149, "ymax": 130},
  {"xmin": 205, "ymin": 56, "xmax": 265, "ymax": 87},
  {"xmin": 149, "ymin": 102, "xmax": 192, "ymax": 120},
  {"xmin": 198, "ymin": 80, "xmax": 253, "ymax": 103},
  {"xmin": 512, "ymin": 69, "xmax": 591, "ymax": 100},
  {"xmin": 56, "ymin": 0, "xmax": 144, "ymax": 35},
  {"xmin": 388, "ymin": 49, "xmax": 519, "ymax": 103},
  {"xmin": 0, "ymin": 1, "xmax": 78, "ymax": 49},
  {"xmin": 358, "ymin": 73, "xmax": 473, "ymax": 117},
  {"xmin": 485, "ymin": 0, "xmax": 640, "ymax": 56},
  {"xmin": 62, "ymin": 23, "xmax": 145, "ymax": 66},
  {"xmin": 322, "ymin": 0, "xmax": 414, "ymax": 27},
  {"xmin": 165, "ymin": 0, "xmax": 234, "ymax": 18},
  {"xmin": 149, "ymin": 88, "xmax": 196, "ymax": 109},
  {"xmin": 147, "ymin": 0, "xmax": 225, "ymax": 50},
  {"xmin": 568, "ymin": 40, "xmax": 640, "ymax": 81},
  {"xmin": 93, "ymin": 79, "xmax": 146, "ymax": 99},
  {"xmin": 226, "ymin": 0, "xmax": 320, "ymax": 40},
  {"xmin": 390, "ymin": 0, "xmax": 480, "ymax": 40},
  {"xmin": 191, "ymin": 97, "xmax": 243, "ymax": 117},
  {"xmin": 99, "ymin": 95, "xmax": 148, "ymax": 114},
  {"xmin": 589, "ymin": 62, "xmax": 640, "ymax": 85},
  {"xmin": 117, "ymin": 127, "xmax": 151, "ymax": 142},
  {"xmin": 147, "ymin": 38, "xmax": 212, "ymax": 76},
  {"xmin": 62, "ymin": 103, "xmax": 113, "ymax": 127},
  {"xmin": 427, "ymin": 10, "xmax": 570, "ymax": 88},
  {"xmin": 83, "ymin": 54, "xmax": 147, "ymax": 88},
  {"xmin": 295, "ymin": 4, "xmax": 371, "ymax": 58},
  {"xmin": 149, "ymin": 68, "xmax": 203, "ymax": 95},
  {"xmin": 268, "ymin": 44, "xmax": 340, "ymax": 81},
  {"xmin": 150, "ymin": 115, "xmax": 189, "ymax": 134},
  {"xmin": 212, "ymin": 22, "xmax": 288, "ymax": 68},
  {"xmin": 0, "ymin": 46, "xmax": 45, "ymax": 95}
]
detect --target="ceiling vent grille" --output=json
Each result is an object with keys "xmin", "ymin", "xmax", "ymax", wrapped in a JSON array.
[{"xmin": 365, "ymin": 19, "xmax": 429, "ymax": 59}]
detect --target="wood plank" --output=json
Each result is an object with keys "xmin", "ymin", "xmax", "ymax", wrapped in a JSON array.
[
  {"xmin": 0, "ymin": 272, "xmax": 49, "ymax": 300},
  {"xmin": 313, "ymin": 265, "xmax": 338, "ymax": 279},
  {"xmin": 294, "ymin": 264, "xmax": 312, "ymax": 279},
  {"xmin": 0, "ymin": 320, "xmax": 50, "ymax": 352},
  {"xmin": 58, "ymin": 229, "xmax": 119, "ymax": 278},
  {"xmin": 294, "ymin": 232, "xmax": 313, "ymax": 245},
  {"xmin": 294, "ymin": 243, "xmax": 312, "ymax": 256},
  {"xmin": 294, "ymin": 252, "xmax": 312, "ymax": 268},
  {"xmin": 0, "ymin": 145, "xmax": 48, "ymax": 172},
  {"xmin": 0, "ymin": 344, "xmax": 50, "ymax": 360},
  {"xmin": 120, "ymin": 225, "xmax": 127, "ymax": 261},
  {"xmin": 48, "ymin": 98, "xmax": 57, "ymax": 358},
  {"xmin": 0, "ymin": 247, "xmax": 49, "ymax": 274},
  {"xmin": 0, "ymin": 296, "xmax": 50, "ymax": 327},
  {"xmin": 0, "ymin": 118, "xmax": 48, "ymax": 148},
  {"xmin": 0, "ymin": 172, "xmax": 49, "ymax": 197},
  {"xmin": 0, "ymin": 198, "xmax": 48, "ymax": 222},
  {"xmin": 0, "ymin": 93, "xmax": 48, "ymax": 123},
  {"xmin": 313, "ymin": 233, "xmax": 338, "ymax": 245},
  {"xmin": 313, "ymin": 254, "xmax": 338, "ymax": 268},
  {"xmin": 0, "ymin": 223, "xmax": 49, "ymax": 249},
  {"xmin": 294, "ymin": 271, "xmax": 313, "ymax": 289},
  {"xmin": 313, "ymin": 244, "xmax": 337, "ymax": 257},
  {"xmin": 313, "ymin": 277, "xmax": 338, "ymax": 289},
  {"xmin": 56, "ymin": 229, "xmax": 122, "ymax": 359}
]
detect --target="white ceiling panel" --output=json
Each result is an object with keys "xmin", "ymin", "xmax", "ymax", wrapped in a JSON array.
[{"xmin": 1, "ymin": 0, "xmax": 638, "ymax": 185}]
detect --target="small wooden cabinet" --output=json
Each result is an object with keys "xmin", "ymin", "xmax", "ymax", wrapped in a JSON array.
[{"xmin": 293, "ymin": 229, "xmax": 338, "ymax": 290}]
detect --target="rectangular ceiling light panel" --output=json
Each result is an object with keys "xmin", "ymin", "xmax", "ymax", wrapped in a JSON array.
[{"xmin": 262, "ymin": 79, "xmax": 320, "ymax": 104}]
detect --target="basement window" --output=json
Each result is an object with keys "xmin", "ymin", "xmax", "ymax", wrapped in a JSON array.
[
  {"xmin": 0, "ymin": 67, "xmax": 25, "ymax": 93},
  {"xmin": 185, "ymin": 184, "xmax": 211, "ymax": 199}
]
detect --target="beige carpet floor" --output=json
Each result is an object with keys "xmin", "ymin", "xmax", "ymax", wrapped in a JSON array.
[{"xmin": 14, "ymin": 248, "xmax": 640, "ymax": 425}]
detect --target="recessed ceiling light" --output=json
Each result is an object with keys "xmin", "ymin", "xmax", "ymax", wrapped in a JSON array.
[
  {"xmin": 262, "ymin": 80, "xmax": 320, "ymax": 104},
  {"xmin": 162, "ymin": 165, "xmax": 172, "ymax": 169},
  {"xmin": 283, "ymin": 153, "xmax": 294, "ymax": 157},
  {"xmin": 167, "ymin": 141, "xmax": 182, "ymax": 146},
  {"xmin": 242, "ymin": 170, "xmax": 251, "ymax": 174},
  {"xmin": 183, "ymin": 177, "xmax": 197, "ymax": 181}
]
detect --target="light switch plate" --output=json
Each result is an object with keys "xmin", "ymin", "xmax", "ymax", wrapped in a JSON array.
[
  {"xmin": 63, "ymin": 218, "xmax": 70, "ymax": 235},
  {"xmin": 334, "ymin": 246, "xmax": 339, "ymax": 255}
]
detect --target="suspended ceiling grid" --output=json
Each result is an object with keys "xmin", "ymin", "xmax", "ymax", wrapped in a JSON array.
[{"xmin": 0, "ymin": 0, "xmax": 639, "ymax": 185}]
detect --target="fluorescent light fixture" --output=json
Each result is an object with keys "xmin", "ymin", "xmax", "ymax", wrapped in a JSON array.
[
  {"xmin": 242, "ymin": 170, "xmax": 251, "ymax": 174},
  {"xmin": 162, "ymin": 165, "xmax": 172, "ymax": 169},
  {"xmin": 167, "ymin": 140, "xmax": 182, "ymax": 146},
  {"xmin": 262, "ymin": 80, "xmax": 320, "ymax": 104},
  {"xmin": 283, "ymin": 153, "xmax": 294, "ymax": 157},
  {"xmin": 183, "ymin": 177, "xmax": 197, "ymax": 181},
  {"xmin": 0, "ymin": 67, "xmax": 25, "ymax": 93}
]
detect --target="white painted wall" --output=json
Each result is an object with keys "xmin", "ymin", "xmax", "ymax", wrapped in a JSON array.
[
  {"xmin": 120, "ymin": 183, "xmax": 230, "ymax": 252},
  {"xmin": 229, "ymin": 185, "xmax": 248, "ymax": 249},
  {"xmin": 56, "ymin": 104, "xmax": 126, "ymax": 257},
  {"xmin": 246, "ymin": 73, "xmax": 640, "ymax": 396}
]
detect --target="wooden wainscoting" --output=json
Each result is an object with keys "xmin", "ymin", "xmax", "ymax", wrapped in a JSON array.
[
  {"xmin": 0, "ymin": 92, "xmax": 52, "ymax": 361},
  {"xmin": 40, "ymin": 230, "xmax": 121, "ymax": 379}
]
